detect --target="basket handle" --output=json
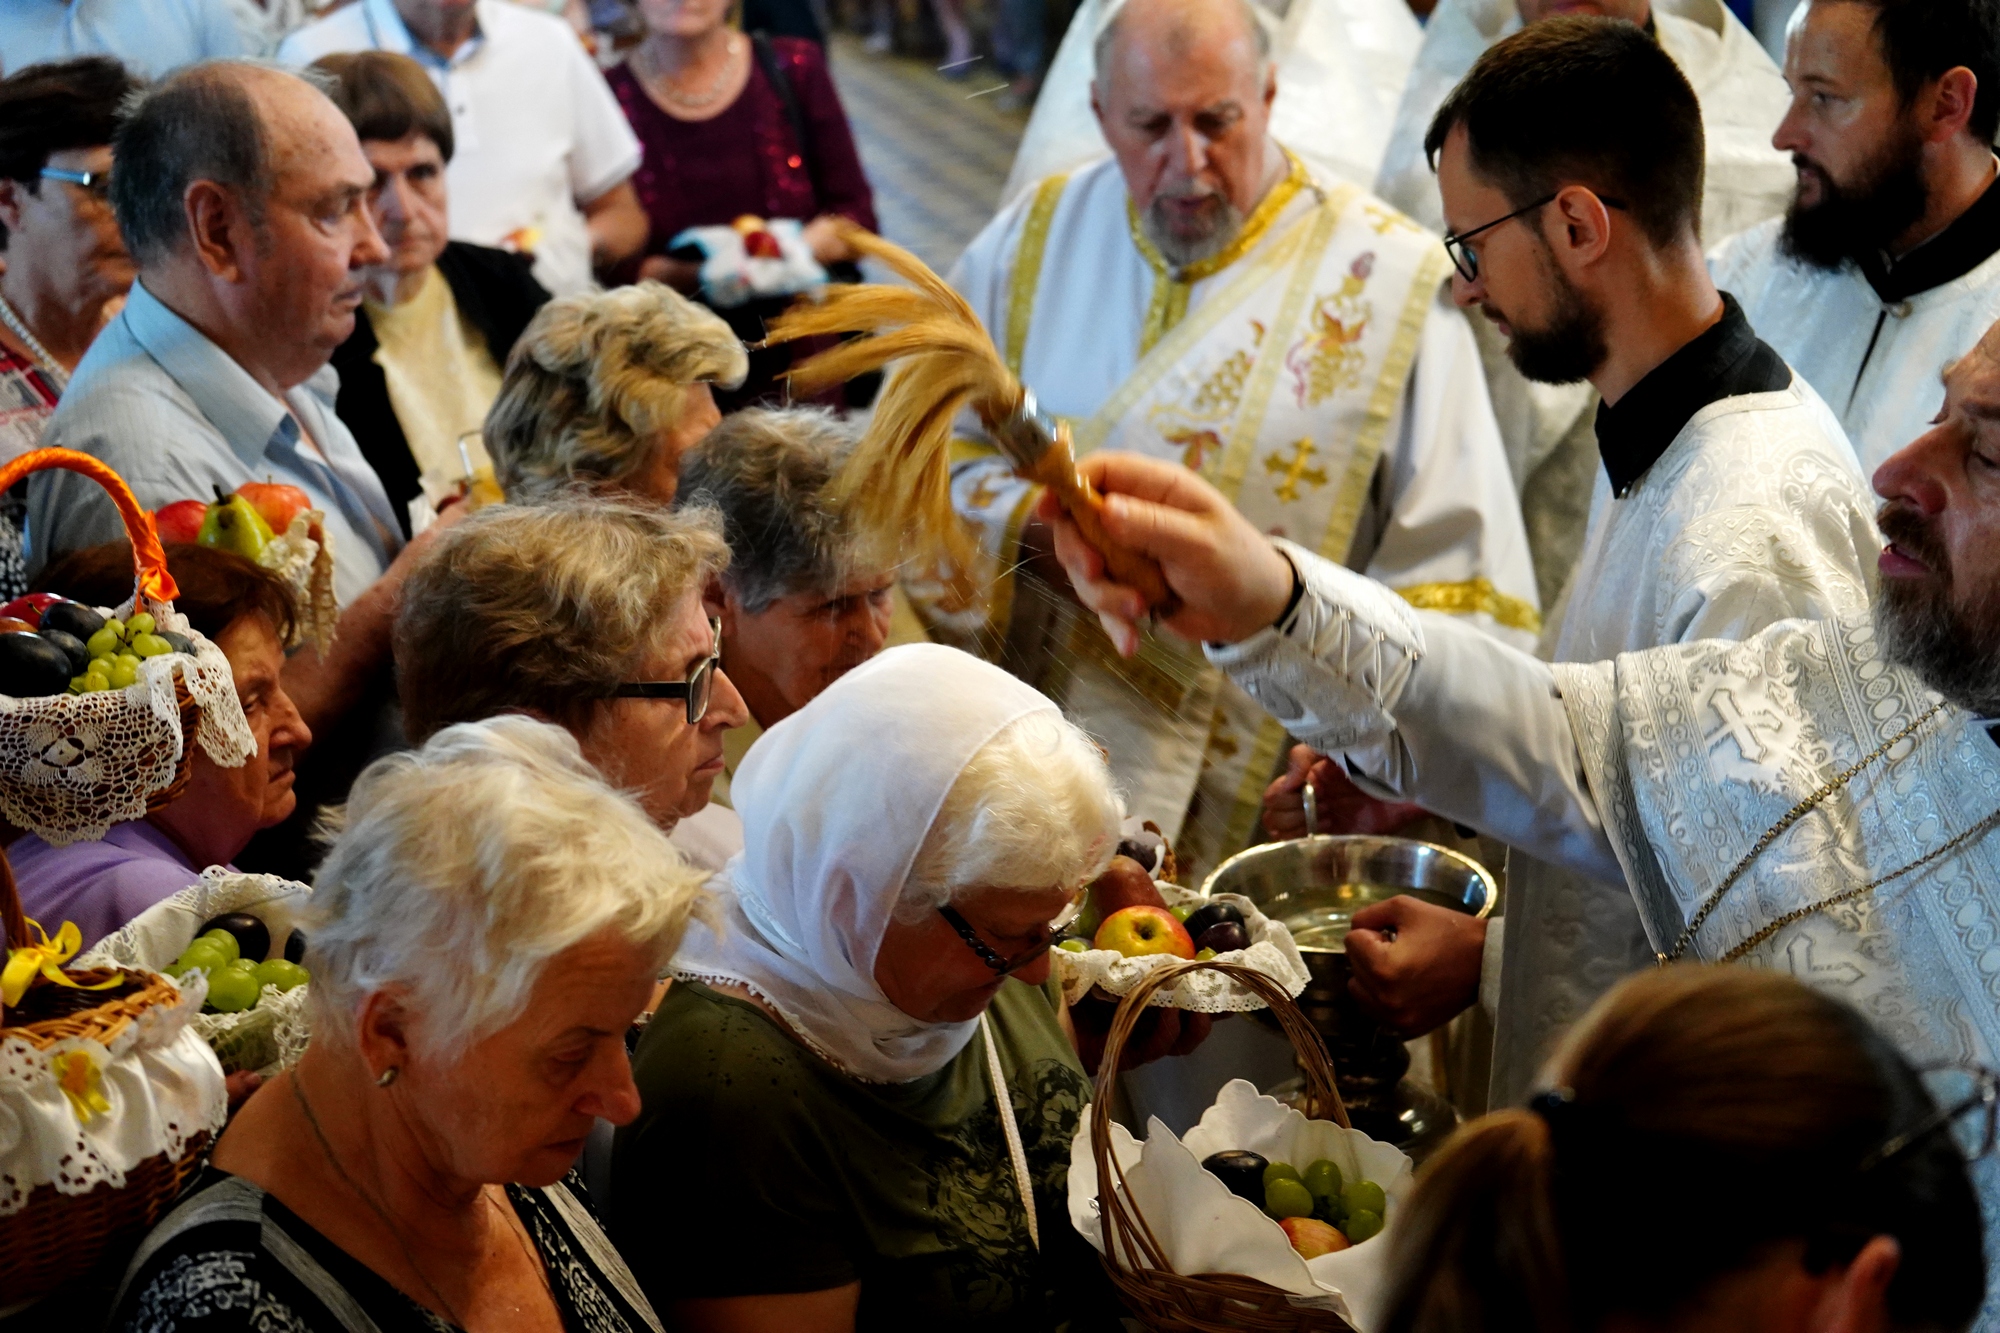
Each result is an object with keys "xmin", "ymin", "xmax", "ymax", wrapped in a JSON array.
[
  {"xmin": 1087, "ymin": 959, "xmax": 1349, "ymax": 1276},
  {"xmin": 0, "ymin": 449, "xmax": 179, "ymax": 604}
]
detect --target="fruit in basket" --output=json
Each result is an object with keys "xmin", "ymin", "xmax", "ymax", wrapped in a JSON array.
[
  {"xmin": 169, "ymin": 938, "xmax": 229, "ymax": 977},
  {"xmin": 284, "ymin": 928, "xmax": 307, "ymax": 964},
  {"xmin": 159, "ymin": 631, "xmax": 195, "ymax": 655},
  {"xmin": 236, "ymin": 480, "xmax": 311, "ymax": 534},
  {"xmin": 1199, "ymin": 1149, "xmax": 1269, "ymax": 1203},
  {"xmin": 0, "ymin": 616, "xmax": 32, "ymax": 636},
  {"xmin": 131, "ymin": 633, "xmax": 174, "ymax": 658},
  {"xmin": 0, "ymin": 592, "xmax": 62, "ymax": 626},
  {"xmin": 1093, "ymin": 905, "xmax": 1195, "ymax": 959},
  {"xmin": 198, "ymin": 487, "xmax": 273, "ymax": 559},
  {"xmin": 0, "ymin": 629, "xmax": 77, "ymax": 696},
  {"xmin": 1264, "ymin": 1160, "xmax": 1303, "ymax": 1187},
  {"xmin": 254, "ymin": 958, "xmax": 309, "ymax": 991},
  {"xmin": 1341, "ymin": 1178, "xmax": 1387, "ymax": 1220},
  {"xmin": 1302, "ymin": 1158, "xmax": 1344, "ymax": 1203},
  {"xmin": 205, "ymin": 965, "xmax": 261, "ymax": 1013},
  {"xmin": 106, "ymin": 657, "xmax": 137, "ymax": 689},
  {"xmin": 199, "ymin": 912, "xmax": 271, "ymax": 964},
  {"xmin": 85, "ymin": 625, "xmax": 119, "ymax": 658},
  {"xmin": 1264, "ymin": 1176, "xmax": 1315, "ymax": 1220},
  {"xmin": 1280, "ymin": 1216, "xmax": 1351, "ymax": 1258},
  {"xmin": 154, "ymin": 498, "xmax": 209, "ymax": 545},
  {"xmin": 39, "ymin": 629, "xmax": 89, "ymax": 674},
  {"xmin": 1091, "ymin": 855, "xmax": 1166, "ymax": 918},
  {"xmin": 1195, "ymin": 920, "xmax": 1250, "ymax": 955},
  {"xmin": 39, "ymin": 600, "xmax": 104, "ymax": 641},
  {"xmin": 1342, "ymin": 1209, "xmax": 1384, "ymax": 1244},
  {"xmin": 1182, "ymin": 901, "xmax": 1245, "ymax": 941},
  {"xmin": 199, "ymin": 926, "xmax": 242, "ymax": 963},
  {"xmin": 1057, "ymin": 938, "xmax": 1087, "ymax": 953}
]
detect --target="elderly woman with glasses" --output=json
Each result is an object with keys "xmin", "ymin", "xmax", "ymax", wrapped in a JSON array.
[
  {"xmin": 113, "ymin": 715, "xmax": 710, "ymax": 1333},
  {"xmin": 393, "ymin": 496, "xmax": 748, "ymax": 846},
  {"xmin": 609, "ymin": 643, "xmax": 1201, "ymax": 1333}
]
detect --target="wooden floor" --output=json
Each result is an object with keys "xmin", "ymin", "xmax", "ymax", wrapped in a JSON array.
[{"xmin": 825, "ymin": 33, "xmax": 1029, "ymax": 275}]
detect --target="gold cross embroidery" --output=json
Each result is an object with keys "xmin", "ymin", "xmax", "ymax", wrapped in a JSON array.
[{"xmin": 1264, "ymin": 439, "xmax": 1328, "ymax": 502}]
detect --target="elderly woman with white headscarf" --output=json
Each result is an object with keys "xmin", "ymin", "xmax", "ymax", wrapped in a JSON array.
[
  {"xmin": 115, "ymin": 715, "xmax": 709, "ymax": 1333},
  {"xmin": 611, "ymin": 644, "xmax": 1194, "ymax": 1331}
]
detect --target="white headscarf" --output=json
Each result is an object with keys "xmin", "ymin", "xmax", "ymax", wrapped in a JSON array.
[{"xmin": 671, "ymin": 643, "xmax": 1061, "ymax": 1083}]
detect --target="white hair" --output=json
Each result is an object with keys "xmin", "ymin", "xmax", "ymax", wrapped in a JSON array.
[
  {"xmin": 307, "ymin": 715, "xmax": 711, "ymax": 1056},
  {"xmin": 896, "ymin": 710, "xmax": 1123, "ymax": 921},
  {"xmin": 1092, "ymin": 0, "xmax": 1275, "ymax": 84}
]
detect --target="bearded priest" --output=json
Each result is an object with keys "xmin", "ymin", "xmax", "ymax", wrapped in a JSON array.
[
  {"xmin": 945, "ymin": 0, "xmax": 1537, "ymax": 881},
  {"xmin": 1041, "ymin": 322, "xmax": 2000, "ymax": 1320},
  {"xmin": 1713, "ymin": 0, "xmax": 2000, "ymax": 475}
]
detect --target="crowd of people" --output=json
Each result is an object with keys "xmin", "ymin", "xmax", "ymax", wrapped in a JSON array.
[{"xmin": 1, "ymin": 0, "xmax": 2000, "ymax": 1328}]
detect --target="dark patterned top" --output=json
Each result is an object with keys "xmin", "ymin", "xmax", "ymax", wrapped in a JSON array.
[
  {"xmin": 112, "ymin": 1168, "xmax": 664, "ymax": 1333},
  {"xmin": 611, "ymin": 978, "xmax": 1124, "ymax": 1332},
  {"xmin": 608, "ymin": 39, "xmax": 877, "ymax": 255}
]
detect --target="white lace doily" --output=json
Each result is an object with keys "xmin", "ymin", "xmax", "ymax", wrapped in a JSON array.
[
  {"xmin": 1052, "ymin": 887, "xmax": 1311, "ymax": 1011},
  {"xmin": 77, "ymin": 869, "xmax": 314, "ymax": 1077},
  {"xmin": 0, "ymin": 595, "xmax": 254, "ymax": 847},
  {"xmin": 0, "ymin": 972, "xmax": 226, "ymax": 1216},
  {"xmin": 258, "ymin": 511, "xmax": 337, "ymax": 656}
]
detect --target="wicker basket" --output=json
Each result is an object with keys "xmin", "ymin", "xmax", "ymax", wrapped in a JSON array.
[
  {"xmin": 0, "ymin": 849, "xmax": 215, "ymax": 1304},
  {"xmin": 1090, "ymin": 958, "xmax": 1358, "ymax": 1333},
  {"xmin": 0, "ymin": 449, "xmax": 250, "ymax": 843}
]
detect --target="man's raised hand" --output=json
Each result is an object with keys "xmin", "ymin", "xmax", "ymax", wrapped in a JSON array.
[{"xmin": 1036, "ymin": 451, "xmax": 1295, "ymax": 655}]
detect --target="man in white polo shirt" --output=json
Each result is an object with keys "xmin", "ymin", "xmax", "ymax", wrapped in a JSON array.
[{"xmin": 280, "ymin": 0, "xmax": 648, "ymax": 295}]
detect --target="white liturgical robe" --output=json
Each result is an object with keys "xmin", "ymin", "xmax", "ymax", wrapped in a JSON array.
[
  {"xmin": 1204, "ymin": 555, "xmax": 2000, "ymax": 1319},
  {"xmin": 1002, "ymin": 0, "xmax": 1421, "ymax": 208},
  {"xmin": 1492, "ymin": 357, "xmax": 1880, "ymax": 1105},
  {"xmin": 1712, "ymin": 195, "xmax": 2000, "ymax": 475},
  {"xmin": 945, "ymin": 152, "xmax": 1537, "ymax": 881}
]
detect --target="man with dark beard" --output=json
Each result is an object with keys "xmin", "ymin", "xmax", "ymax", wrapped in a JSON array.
[
  {"xmin": 1712, "ymin": 0, "xmax": 2000, "ymax": 475},
  {"xmin": 1035, "ymin": 316, "xmax": 2000, "ymax": 1321},
  {"xmin": 940, "ymin": 0, "xmax": 1536, "ymax": 884},
  {"xmin": 1272, "ymin": 16, "xmax": 1881, "ymax": 1109}
]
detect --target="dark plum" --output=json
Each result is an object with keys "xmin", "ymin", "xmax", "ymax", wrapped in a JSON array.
[
  {"xmin": 1182, "ymin": 901, "xmax": 1246, "ymax": 941},
  {"xmin": 38, "ymin": 629, "xmax": 90, "ymax": 675},
  {"xmin": 1201, "ymin": 1149, "xmax": 1270, "ymax": 1204},
  {"xmin": 0, "ymin": 631, "xmax": 75, "ymax": 697},
  {"xmin": 1196, "ymin": 920, "xmax": 1251, "ymax": 954},
  {"xmin": 196, "ymin": 911, "xmax": 272, "ymax": 964},
  {"xmin": 39, "ymin": 601, "xmax": 106, "ymax": 643}
]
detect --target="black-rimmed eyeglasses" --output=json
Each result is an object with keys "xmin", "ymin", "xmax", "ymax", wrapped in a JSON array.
[
  {"xmin": 609, "ymin": 616, "xmax": 721, "ymax": 725},
  {"xmin": 1860, "ymin": 1063, "xmax": 1999, "ymax": 1170},
  {"xmin": 939, "ymin": 891, "xmax": 1087, "ymax": 976},
  {"xmin": 40, "ymin": 167, "xmax": 110, "ymax": 201},
  {"xmin": 1442, "ymin": 191, "xmax": 1629, "ymax": 283}
]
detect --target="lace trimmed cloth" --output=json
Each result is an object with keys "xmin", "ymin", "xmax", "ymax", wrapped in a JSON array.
[
  {"xmin": 0, "ymin": 595, "xmax": 253, "ymax": 847},
  {"xmin": 79, "ymin": 869, "xmax": 314, "ymax": 1077},
  {"xmin": 257, "ymin": 510, "xmax": 337, "ymax": 657},
  {"xmin": 0, "ymin": 972, "xmax": 225, "ymax": 1218},
  {"xmin": 1050, "ymin": 886, "xmax": 1310, "ymax": 1012}
]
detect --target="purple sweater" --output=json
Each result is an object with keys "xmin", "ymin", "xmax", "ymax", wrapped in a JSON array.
[{"xmin": 10, "ymin": 821, "xmax": 213, "ymax": 949}]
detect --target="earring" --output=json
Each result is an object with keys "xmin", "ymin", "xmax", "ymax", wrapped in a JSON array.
[{"xmin": 376, "ymin": 1067, "xmax": 399, "ymax": 1088}]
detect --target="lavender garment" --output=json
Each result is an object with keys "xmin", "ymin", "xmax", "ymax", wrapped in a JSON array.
[
  {"xmin": 10, "ymin": 820, "xmax": 216, "ymax": 948},
  {"xmin": 608, "ymin": 38, "xmax": 877, "ymax": 254}
]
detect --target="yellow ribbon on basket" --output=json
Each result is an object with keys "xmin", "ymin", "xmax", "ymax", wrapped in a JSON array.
[
  {"xmin": 2, "ymin": 919, "xmax": 122, "ymax": 1007},
  {"xmin": 50, "ymin": 1049, "xmax": 112, "ymax": 1123}
]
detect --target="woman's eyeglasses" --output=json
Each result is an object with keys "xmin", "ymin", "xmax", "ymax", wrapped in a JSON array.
[
  {"xmin": 1442, "ymin": 191, "xmax": 1628, "ymax": 283},
  {"xmin": 40, "ymin": 167, "xmax": 111, "ymax": 201},
  {"xmin": 939, "ymin": 889, "xmax": 1088, "ymax": 976},
  {"xmin": 610, "ymin": 617, "xmax": 721, "ymax": 725},
  {"xmin": 1859, "ymin": 1063, "xmax": 1999, "ymax": 1170}
]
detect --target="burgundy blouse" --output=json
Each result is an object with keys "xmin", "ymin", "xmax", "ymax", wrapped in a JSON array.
[{"xmin": 610, "ymin": 38, "xmax": 878, "ymax": 255}]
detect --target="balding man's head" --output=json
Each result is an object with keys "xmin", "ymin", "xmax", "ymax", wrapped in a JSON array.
[
  {"xmin": 1090, "ymin": 0, "xmax": 1281, "ymax": 267},
  {"xmin": 111, "ymin": 60, "xmax": 387, "ymax": 392}
]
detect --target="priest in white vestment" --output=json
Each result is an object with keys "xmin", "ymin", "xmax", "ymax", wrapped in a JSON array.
[
  {"xmin": 1392, "ymin": 17, "xmax": 1881, "ymax": 1107},
  {"xmin": 1374, "ymin": 0, "xmax": 1793, "ymax": 609},
  {"xmin": 1037, "ymin": 316, "xmax": 2000, "ymax": 1325},
  {"xmin": 1002, "ymin": 0, "xmax": 1421, "ymax": 208},
  {"xmin": 945, "ymin": 0, "xmax": 1537, "ymax": 881},
  {"xmin": 1712, "ymin": 0, "xmax": 2000, "ymax": 475}
]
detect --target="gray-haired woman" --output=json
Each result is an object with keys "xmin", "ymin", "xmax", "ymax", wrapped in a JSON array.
[
  {"xmin": 113, "ymin": 715, "xmax": 709, "ymax": 1333},
  {"xmin": 484, "ymin": 280, "xmax": 746, "ymax": 506},
  {"xmin": 678, "ymin": 406, "xmax": 910, "ymax": 734}
]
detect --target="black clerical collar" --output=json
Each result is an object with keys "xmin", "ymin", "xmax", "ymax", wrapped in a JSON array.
[
  {"xmin": 1856, "ymin": 170, "xmax": 2000, "ymax": 304},
  {"xmin": 1593, "ymin": 294, "xmax": 1792, "ymax": 498}
]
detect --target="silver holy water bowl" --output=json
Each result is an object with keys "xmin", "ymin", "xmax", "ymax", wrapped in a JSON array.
[{"xmin": 1201, "ymin": 822, "xmax": 1496, "ymax": 1153}]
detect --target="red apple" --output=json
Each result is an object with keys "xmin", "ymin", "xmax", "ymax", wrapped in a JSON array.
[
  {"xmin": 0, "ymin": 617, "xmax": 33, "ymax": 635},
  {"xmin": 154, "ymin": 499, "xmax": 208, "ymax": 546},
  {"xmin": 235, "ymin": 481, "xmax": 311, "ymax": 535},
  {"xmin": 1280, "ymin": 1216, "xmax": 1350, "ymax": 1259},
  {"xmin": 0, "ymin": 592, "xmax": 61, "ymax": 627},
  {"xmin": 1093, "ymin": 905, "xmax": 1195, "ymax": 959}
]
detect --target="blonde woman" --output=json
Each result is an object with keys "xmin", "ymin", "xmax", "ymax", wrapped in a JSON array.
[{"xmin": 484, "ymin": 280, "xmax": 747, "ymax": 505}]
